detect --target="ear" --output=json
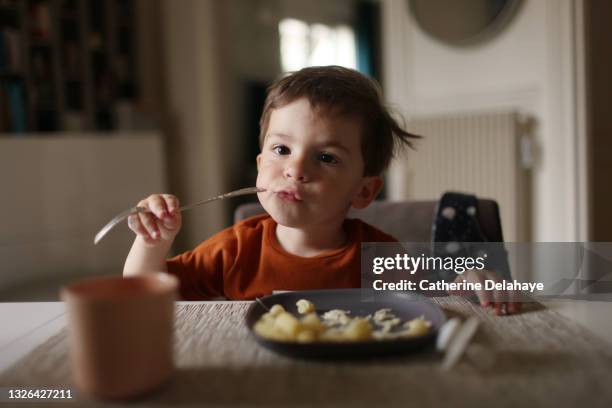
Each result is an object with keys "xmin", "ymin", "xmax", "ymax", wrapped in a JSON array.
[
  {"xmin": 256, "ymin": 154, "xmax": 262, "ymax": 171},
  {"xmin": 351, "ymin": 176, "xmax": 383, "ymax": 209}
]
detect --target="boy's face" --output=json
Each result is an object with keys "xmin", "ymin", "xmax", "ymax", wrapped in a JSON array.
[{"xmin": 256, "ymin": 97, "xmax": 382, "ymax": 229}]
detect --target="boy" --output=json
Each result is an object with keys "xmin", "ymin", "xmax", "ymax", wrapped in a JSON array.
[{"xmin": 123, "ymin": 66, "xmax": 519, "ymax": 315}]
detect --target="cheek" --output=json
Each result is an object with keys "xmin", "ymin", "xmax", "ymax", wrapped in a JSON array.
[
  {"xmin": 256, "ymin": 159, "xmax": 280, "ymax": 183},
  {"xmin": 330, "ymin": 176, "xmax": 365, "ymax": 201},
  {"xmin": 324, "ymin": 170, "xmax": 360, "ymax": 189},
  {"xmin": 259, "ymin": 157, "xmax": 282, "ymax": 172}
]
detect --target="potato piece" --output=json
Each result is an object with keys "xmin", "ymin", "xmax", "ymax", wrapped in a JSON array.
[
  {"xmin": 269, "ymin": 304, "xmax": 285, "ymax": 317},
  {"xmin": 300, "ymin": 313, "xmax": 325, "ymax": 334},
  {"xmin": 259, "ymin": 312, "xmax": 276, "ymax": 324},
  {"xmin": 254, "ymin": 321, "xmax": 290, "ymax": 341},
  {"xmin": 296, "ymin": 330, "xmax": 316, "ymax": 343},
  {"xmin": 319, "ymin": 328, "xmax": 347, "ymax": 342},
  {"xmin": 273, "ymin": 312, "xmax": 301, "ymax": 338},
  {"xmin": 296, "ymin": 299, "xmax": 315, "ymax": 314},
  {"xmin": 343, "ymin": 318, "xmax": 373, "ymax": 341},
  {"xmin": 373, "ymin": 330, "xmax": 401, "ymax": 340},
  {"xmin": 404, "ymin": 316, "xmax": 431, "ymax": 337}
]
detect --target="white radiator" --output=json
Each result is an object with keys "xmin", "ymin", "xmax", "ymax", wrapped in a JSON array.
[{"xmin": 398, "ymin": 111, "xmax": 531, "ymax": 242}]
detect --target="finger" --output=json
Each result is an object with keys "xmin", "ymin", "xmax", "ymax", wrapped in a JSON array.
[
  {"xmin": 128, "ymin": 215, "xmax": 158, "ymax": 244},
  {"xmin": 127, "ymin": 214, "xmax": 147, "ymax": 236},
  {"xmin": 487, "ymin": 273, "xmax": 506, "ymax": 315},
  {"xmin": 148, "ymin": 195, "xmax": 169, "ymax": 219},
  {"xmin": 507, "ymin": 289, "xmax": 522, "ymax": 314},
  {"xmin": 474, "ymin": 272, "xmax": 492, "ymax": 307},
  {"xmin": 160, "ymin": 213, "xmax": 180, "ymax": 230},
  {"xmin": 474, "ymin": 286, "xmax": 492, "ymax": 308},
  {"xmin": 492, "ymin": 303, "xmax": 503, "ymax": 316},
  {"xmin": 162, "ymin": 195, "xmax": 180, "ymax": 215},
  {"xmin": 138, "ymin": 211, "xmax": 160, "ymax": 239},
  {"xmin": 465, "ymin": 271, "xmax": 491, "ymax": 307},
  {"xmin": 508, "ymin": 301, "xmax": 522, "ymax": 314}
]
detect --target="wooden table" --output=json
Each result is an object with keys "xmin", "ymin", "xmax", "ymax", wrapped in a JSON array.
[{"xmin": 1, "ymin": 297, "xmax": 612, "ymax": 407}]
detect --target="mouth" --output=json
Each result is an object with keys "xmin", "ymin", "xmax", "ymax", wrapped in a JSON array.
[{"xmin": 274, "ymin": 189, "xmax": 303, "ymax": 202}]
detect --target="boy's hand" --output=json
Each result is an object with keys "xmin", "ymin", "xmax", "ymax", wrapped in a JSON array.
[
  {"xmin": 450, "ymin": 269, "xmax": 522, "ymax": 315},
  {"xmin": 127, "ymin": 194, "xmax": 182, "ymax": 245}
]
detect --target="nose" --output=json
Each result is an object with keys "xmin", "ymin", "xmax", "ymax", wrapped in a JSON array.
[{"xmin": 284, "ymin": 154, "xmax": 310, "ymax": 183}]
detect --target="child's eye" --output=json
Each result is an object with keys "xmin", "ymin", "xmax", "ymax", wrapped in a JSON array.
[
  {"xmin": 318, "ymin": 152, "xmax": 339, "ymax": 164},
  {"xmin": 272, "ymin": 145, "xmax": 290, "ymax": 155}
]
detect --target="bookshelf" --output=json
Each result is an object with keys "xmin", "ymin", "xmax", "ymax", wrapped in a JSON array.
[{"xmin": 0, "ymin": 0, "xmax": 139, "ymax": 133}]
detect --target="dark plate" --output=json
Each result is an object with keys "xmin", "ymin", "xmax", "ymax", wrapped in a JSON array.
[{"xmin": 245, "ymin": 289, "xmax": 446, "ymax": 359}]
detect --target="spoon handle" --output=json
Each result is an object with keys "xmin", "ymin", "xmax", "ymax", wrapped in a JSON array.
[{"xmin": 93, "ymin": 186, "xmax": 265, "ymax": 245}]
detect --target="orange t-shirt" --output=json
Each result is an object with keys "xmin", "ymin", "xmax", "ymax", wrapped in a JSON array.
[{"xmin": 166, "ymin": 214, "xmax": 397, "ymax": 300}]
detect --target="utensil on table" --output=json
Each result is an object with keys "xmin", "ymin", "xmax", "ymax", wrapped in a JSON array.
[
  {"xmin": 255, "ymin": 297, "xmax": 270, "ymax": 312},
  {"xmin": 440, "ymin": 316, "xmax": 481, "ymax": 370},
  {"xmin": 94, "ymin": 186, "xmax": 265, "ymax": 244}
]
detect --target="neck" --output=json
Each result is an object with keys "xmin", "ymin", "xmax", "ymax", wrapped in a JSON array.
[{"xmin": 275, "ymin": 220, "xmax": 347, "ymax": 257}]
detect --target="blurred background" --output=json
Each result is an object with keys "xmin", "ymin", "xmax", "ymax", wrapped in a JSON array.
[{"xmin": 0, "ymin": 0, "xmax": 610, "ymax": 300}]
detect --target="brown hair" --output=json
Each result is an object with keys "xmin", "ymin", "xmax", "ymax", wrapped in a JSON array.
[{"xmin": 259, "ymin": 65, "xmax": 420, "ymax": 176}]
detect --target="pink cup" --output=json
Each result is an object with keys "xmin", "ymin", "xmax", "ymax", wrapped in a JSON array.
[{"xmin": 61, "ymin": 272, "xmax": 178, "ymax": 400}]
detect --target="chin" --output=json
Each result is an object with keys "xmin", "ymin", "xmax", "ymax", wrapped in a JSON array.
[
  {"xmin": 260, "ymin": 200, "xmax": 310, "ymax": 227},
  {"xmin": 267, "ymin": 209, "xmax": 310, "ymax": 228}
]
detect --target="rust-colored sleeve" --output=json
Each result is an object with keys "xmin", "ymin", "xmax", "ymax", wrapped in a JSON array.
[{"xmin": 166, "ymin": 227, "xmax": 239, "ymax": 300}]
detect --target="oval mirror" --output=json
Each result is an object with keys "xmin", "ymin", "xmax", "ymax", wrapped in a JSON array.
[{"xmin": 409, "ymin": 0, "xmax": 522, "ymax": 46}]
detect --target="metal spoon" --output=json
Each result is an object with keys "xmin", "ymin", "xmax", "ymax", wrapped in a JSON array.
[
  {"xmin": 94, "ymin": 186, "xmax": 265, "ymax": 245},
  {"xmin": 440, "ymin": 317, "xmax": 480, "ymax": 370},
  {"xmin": 255, "ymin": 297, "xmax": 270, "ymax": 312}
]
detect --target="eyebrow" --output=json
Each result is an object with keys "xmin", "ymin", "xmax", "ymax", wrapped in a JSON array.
[
  {"xmin": 267, "ymin": 132, "xmax": 291, "ymax": 140},
  {"xmin": 267, "ymin": 132, "xmax": 351, "ymax": 153}
]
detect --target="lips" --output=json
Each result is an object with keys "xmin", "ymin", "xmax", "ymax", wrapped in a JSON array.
[{"xmin": 275, "ymin": 189, "xmax": 303, "ymax": 202}]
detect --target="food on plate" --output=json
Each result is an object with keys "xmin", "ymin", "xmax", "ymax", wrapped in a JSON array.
[
  {"xmin": 296, "ymin": 299, "xmax": 315, "ymax": 314},
  {"xmin": 404, "ymin": 316, "xmax": 431, "ymax": 336},
  {"xmin": 269, "ymin": 304, "xmax": 285, "ymax": 316},
  {"xmin": 372, "ymin": 308, "xmax": 402, "ymax": 333},
  {"xmin": 321, "ymin": 309, "xmax": 352, "ymax": 326},
  {"xmin": 253, "ymin": 299, "xmax": 431, "ymax": 343}
]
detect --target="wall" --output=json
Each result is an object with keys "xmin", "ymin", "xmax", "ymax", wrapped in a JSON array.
[
  {"xmin": 0, "ymin": 133, "xmax": 166, "ymax": 300},
  {"xmin": 159, "ymin": 0, "xmax": 227, "ymax": 251},
  {"xmin": 382, "ymin": 0, "xmax": 586, "ymax": 242}
]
